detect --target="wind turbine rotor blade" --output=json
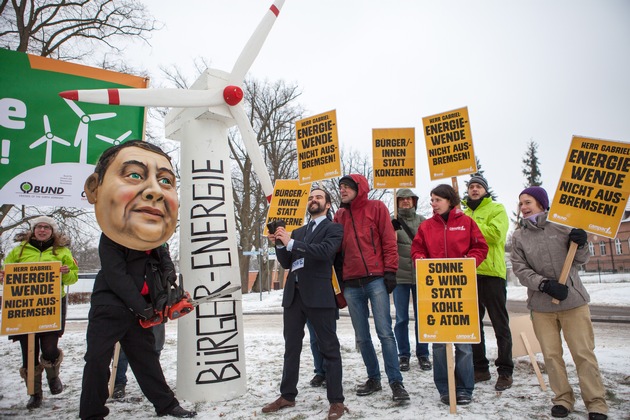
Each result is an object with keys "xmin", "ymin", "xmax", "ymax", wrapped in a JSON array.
[
  {"xmin": 89, "ymin": 112, "xmax": 117, "ymax": 121},
  {"xmin": 52, "ymin": 136, "xmax": 71, "ymax": 146},
  {"xmin": 118, "ymin": 130, "xmax": 133, "ymax": 141},
  {"xmin": 230, "ymin": 104, "xmax": 274, "ymax": 202},
  {"xmin": 60, "ymin": 88, "xmax": 224, "ymax": 108},
  {"xmin": 64, "ymin": 98, "xmax": 86, "ymax": 117},
  {"xmin": 30, "ymin": 137, "xmax": 47, "ymax": 148},
  {"xmin": 43, "ymin": 115, "xmax": 52, "ymax": 133},
  {"xmin": 95, "ymin": 134, "xmax": 115, "ymax": 144},
  {"xmin": 229, "ymin": 0, "xmax": 285, "ymax": 85}
]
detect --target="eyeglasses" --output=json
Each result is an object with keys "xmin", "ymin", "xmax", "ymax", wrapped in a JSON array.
[
  {"xmin": 34, "ymin": 225, "xmax": 52, "ymax": 231},
  {"xmin": 398, "ymin": 197, "xmax": 413, "ymax": 201}
]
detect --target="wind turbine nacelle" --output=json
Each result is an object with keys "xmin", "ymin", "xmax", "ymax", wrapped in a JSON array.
[{"xmin": 165, "ymin": 69, "xmax": 236, "ymax": 142}]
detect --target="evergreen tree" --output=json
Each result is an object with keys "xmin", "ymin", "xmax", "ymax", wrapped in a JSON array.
[{"xmin": 522, "ymin": 139, "xmax": 543, "ymax": 187}]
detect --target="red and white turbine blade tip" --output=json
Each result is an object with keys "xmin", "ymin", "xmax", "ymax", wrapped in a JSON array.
[{"xmin": 229, "ymin": 0, "xmax": 285, "ymax": 85}]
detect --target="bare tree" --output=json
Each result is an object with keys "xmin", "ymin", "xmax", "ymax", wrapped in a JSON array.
[
  {"xmin": 230, "ymin": 79, "xmax": 304, "ymax": 292},
  {"xmin": 0, "ymin": 0, "xmax": 160, "ymax": 61}
]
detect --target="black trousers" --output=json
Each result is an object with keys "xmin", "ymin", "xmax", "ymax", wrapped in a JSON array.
[
  {"xmin": 79, "ymin": 305, "xmax": 178, "ymax": 419},
  {"xmin": 472, "ymin": 275, "xmax": 514, "ymax": 376},
  {"xmin": 16, "ymin": 296, "xmax": 67, "ymax": 367},
  {"xmin": 280, "ymin": 289, "xmax": 344, "ymax": 404}
]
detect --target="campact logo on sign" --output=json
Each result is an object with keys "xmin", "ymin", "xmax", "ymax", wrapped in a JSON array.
[
  {"xmin": 589, "ymin": 224, "xmax": 612, "ymax": 235},
  {"xmin": 19, "ymin": 183, "xmax": 64, "ymax": 195},
  {"xmin": 456, "ymin": 333, "xmax": 477, "ymax": 340}
]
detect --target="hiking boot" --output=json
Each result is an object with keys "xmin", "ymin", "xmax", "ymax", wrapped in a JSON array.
[
  {"xmin": 399, "ymin": 356, "xmax": 410, "ymax": 372},
  {"xmin": 474, "ymin": 370, "xmax": 491, "ymax": 383},
  {"xmin": 112, "ymin": 383, "xmax": 126, "ymax": 399},
  {"xmin": 588, "ymin": 413, "xmax": 608, "ymax": 420},
  {"xmin": 356, "ymin": 378, "xmax": 382, "ymax": 396},
  {"xmin": 310, "ymin": 374, "xmax": 326, "ymax": 387},
  {"xmin": 26, "ymin": 393, "xmax": 42, "ymax": 410},
  {"xmin": 440, "ymin": 395, "xmax": 449, "ymax": 405},
  {"xmin": 551, "ymin": 405, "xmax": 569, "ymax": 418},
  {"xmin": 419, "ymin": 356, "xmax": 432, "ymax": 371},
  {"xmin": 48, "ymin": 376, "xmax": 63, "ymax": 395},
  {"xmin": 456, "ymin": 394, "xmax": 472, "ymax": 405},
  {"xmin": 327, "ymin": 402, "xmax": 347, "ymax": 419},
  {"xmin": 495, "ymin": 374, "xmax": 513, "ymax": 391},
  {"xmin": 262, "ymin": 396, "xmax": 295, "ymax": 413},
  {"xmin": 158, "ymin": 405, "xmax": 197, "ymax": 418},
  {"xmin": 390, "ymin": 382, "xmax": 410, "ymax": 401}
]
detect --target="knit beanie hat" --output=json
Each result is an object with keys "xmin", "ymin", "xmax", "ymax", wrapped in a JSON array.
[
  {"xmin": 468, "ymin": 175, "xmax": 489, "ymax": 192},
  {"xmin": 339, "ymin": 175, "xmax": 358, "ymax": 192},
  {"xmin": 30, "ymin": 216, "xmax": 59, "ymax": 233},
  {"xmin": 520, "ymin": 186, "xmax": 549, "ymax": 210}
]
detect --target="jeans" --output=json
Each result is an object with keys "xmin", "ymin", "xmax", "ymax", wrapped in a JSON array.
[
  {"xmin": 472, "ymin": 275, "xmax": 513, "ymax": 376},
  {"xmin": 433, "ymin": 343, "xmax": 474, "ymax": 398},
  {"xmin": 392, "ymin": 284, "xmax": 430, "ymax": 358},
  {"xmin": 343, "ymin": 277, "xmax": 402, "ymax": 384},
  {"xmin": 306, "ymin": 318, "xmax": 325, "ymax": 375},
  {"xmin": 115, "ymin": 323, "xmax": 166, "ymax": 386}
]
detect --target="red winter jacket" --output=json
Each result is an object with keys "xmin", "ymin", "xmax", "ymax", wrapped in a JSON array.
[
  {"xmin": 333, "ymin": 174, "xmax": 398, "ymax": 280},
  {"xmin": 411, "ymin": 207, "xmax": 488, "ymax": 267}
]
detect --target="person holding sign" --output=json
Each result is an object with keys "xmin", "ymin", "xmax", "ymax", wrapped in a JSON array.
[
  {"xmin": 462, "ymin": 175, "xmax": 514, "ymax": 391},
  {"xmin": 262, "ymin": 188, "xmax": 346, "ymax": 419},
  {"xmin": 511, "ymin": 186, "xmax": 608, "ymax": 420},
  {"xmin": 411, "ymin": 184, "xmax": 488, "ymax": 406},
  {"xmin": 79, "ymin": 141, "xmax": 196, "ymax": 419},
  {"xmin": 391, "ymin": 188, "xmax": 431, "ymax": 372},
  {"xmin": 0, "ymin": 216, "xmax": 78, "ymax": 409},
  {"xmin": 334, "ymin": 174, "xmax": 410, "ymax": 402}
]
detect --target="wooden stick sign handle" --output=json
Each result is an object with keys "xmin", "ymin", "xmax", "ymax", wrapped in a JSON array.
[{"xmin": 552, "ymin": 241, "xmax": 579, "ymax": 304}]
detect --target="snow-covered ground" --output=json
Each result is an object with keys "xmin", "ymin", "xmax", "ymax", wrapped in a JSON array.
[{"xmin": 1, "ymin": 281, "xmax": 629, "ymax": 419}]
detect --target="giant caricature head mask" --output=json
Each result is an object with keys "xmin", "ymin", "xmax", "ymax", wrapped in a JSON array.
[{"xmin": 84, "ymin": 140, "xmax": 179, "ymax": 251}]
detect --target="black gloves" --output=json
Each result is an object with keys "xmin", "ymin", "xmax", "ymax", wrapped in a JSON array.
[
  {"xmin": 139, "ymin": 305, "xmax": 158, "ymax": 320},
  {"xmin": 391, "ymin": 219, "xmax": 402, "ymax": 231},
  {"xmin": 384, "ymin": 272, "xmax": 397, "ymax": 294},
  {"xmin": 539, "ymin": 279, "xmax": 569, "ymax": 301},
  {"xmin": 569, "ymin": 228, "xmax": 587, "ymax": 248}
]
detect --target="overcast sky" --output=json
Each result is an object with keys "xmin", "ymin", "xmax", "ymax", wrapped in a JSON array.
[{"xmin": 123, "ymin": 0, "xmax": 630, "ymax": 211}]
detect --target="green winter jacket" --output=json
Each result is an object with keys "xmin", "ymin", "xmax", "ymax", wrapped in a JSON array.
[
  {"xmin": 393, "ymin": 207, "xmax": 425, "ymax": 285},
  {"xmin": 3, "ymin": 241, "xmax": 78, "ymax": 297},
  {"xmin": 463, "ymin": 196, "xmax": 508, "ymax": 279}
]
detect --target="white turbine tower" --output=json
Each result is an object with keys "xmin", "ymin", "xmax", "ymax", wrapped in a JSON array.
[
  {"xmin": 29, "ymin": 115, "xmax": 71, "ymax": 165},
  {"xmin": 63, "ymin": 98, "xmax": 116, "ymax": 164},
  {"xmin": 60, "ymin": 0, "xmax": 285, "ymax": 402}
]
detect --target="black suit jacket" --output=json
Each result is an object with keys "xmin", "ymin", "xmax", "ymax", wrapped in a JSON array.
[{"xmin": 276, "ymin": 218, "xmax": 343, "ymax": 309}]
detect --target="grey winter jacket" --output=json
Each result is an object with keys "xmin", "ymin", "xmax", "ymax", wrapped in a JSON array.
[
  {"xmin": 510, "ymin": 212, "xmax": 591, "ymax": 313},
  {"xmin": 393, "ymin": 207, "xmax": 425, "ymax": 285}
]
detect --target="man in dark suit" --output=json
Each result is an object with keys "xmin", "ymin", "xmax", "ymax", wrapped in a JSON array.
[{"xmin": 262, "ymin": 188, "xmax": 346, "ymax": 420}]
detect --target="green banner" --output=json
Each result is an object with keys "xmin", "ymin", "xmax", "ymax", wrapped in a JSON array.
[{"xmin": 0, "ymin": 49, "xmax": 146, "ymax": 207}]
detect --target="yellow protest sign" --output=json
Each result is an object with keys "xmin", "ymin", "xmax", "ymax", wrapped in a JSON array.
[
  {"xmin": 265, "ymin": 179, "xmax": 312, "ymax": 235},
  {"xmin": 372, "ymin": 128, "xmax": 415, "ymax": 189},
  {"xmin": 1, "ymin": 261, "xmax": 62, "ymax": 335},
  {"xmin": 549, "ymin": 136, "xmax": 630, "ymax": 238},
  {"xmin": 422, "ymin": 107, "xmax": 476, "ymax": 180},
  {"xmin": 296, "ymin": 110, "xmax": 341, "ymax": 184},
  {"xmin": 416, "ymin": 258, "xmax": 480, "ymax": 344}
]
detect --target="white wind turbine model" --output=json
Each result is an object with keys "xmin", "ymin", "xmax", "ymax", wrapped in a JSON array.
[
  {"xmin": 63, "ymin": 98, "xmax": 116, "ymax": 164},
  {"xmin": 59, "ymin": 0, "xmax": 284, "ymax": 201},
  {"xmin": 59, "ymin": 0, "xmax": 286, "ymax": 403},
  {"xmin": 29, "ymin": 115, "xmax": 71, "ymax": 165},
  {"xmin": 96, "ymin": 130, "xmax": 132, "ymax": 146}
]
